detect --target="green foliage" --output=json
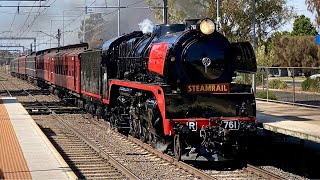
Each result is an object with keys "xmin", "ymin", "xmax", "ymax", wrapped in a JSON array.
[
  {"xmin": 146, "ymin": 0, "xmax": 294, "ymax": 43},
  {"xmin": 273, "ymin": 31, "xmax": 291, "ymax": 37},
  {"xmin": 235, "ymin": 73, "xmax": 252, "ymax": 85},
  {"xmin": 79, "ymin": 13, "xmax": 113, "ymax": 48},
  {"xmin": 305, "ymin": 0, "xmax": 320, "ymax": 26},
  {"xmin": 256, "ymin": 91, "xmax": 277, "ymax": 100},
  {"xmin": 273, "ymin": 36, "xmax": 320, "ymax": 67},
  {"xmin": 268, "ymin": 79, "xmax": 288, "ymax": 89},
  {"xmin": 256, "ymin": 44, "xmax": 274, "ymax": 66},
  {"xmin": 291, "ymin": 15, "xmax": 318, "ymax": 36},
  {"xmin": 301, "ymin": 78, "xmax": 320, "ymax": 92}
]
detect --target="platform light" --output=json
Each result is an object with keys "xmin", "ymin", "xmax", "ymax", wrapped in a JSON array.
[{"xmin": 199, "ymin": 19, "xmax": 215, "ymax": 35}]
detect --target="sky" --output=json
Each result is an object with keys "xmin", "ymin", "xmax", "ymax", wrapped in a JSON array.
[
  {"xmin": 283, "ymin": 0, "xmax": 316, "ymax": 31},
  {"xmin": 0, "ymin": 0, "xmax": 317, "ymax": 52},
  {"xmin": 0, "ymin": 0, "xmax": 155, "ymax": 51}
]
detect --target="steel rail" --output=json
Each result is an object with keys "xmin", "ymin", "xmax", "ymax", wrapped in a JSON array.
[
  {"xmin": 51, "ymin": 112, "xmax": 139, "ymax": 180},
  {"xmin": 22, "ymin": 88, "xmax": 139, "ymax": 179},
  {"xmin": 0, "ymin": 80, "xmax": 12, "ymax": 97},
  {"xmin": 1, "ymin": 75, "xmax": 140, "ymax": 179},
  {"xmin": 127, "ymin": 135, "xmax": 215, "ymax": 180},
  {"xmin": 246, "ymin": 164, "xmax": 283, "ymax": 180}
]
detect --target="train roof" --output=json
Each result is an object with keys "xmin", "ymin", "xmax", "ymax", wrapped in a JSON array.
[{"xmin": 35, "ymin": 43, "xmax": 89, "ymax": 55}]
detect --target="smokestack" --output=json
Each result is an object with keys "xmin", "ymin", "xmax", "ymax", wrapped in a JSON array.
[{"xmin": 163, "ymin": 0, "xmax": 168, "ymax": 24}]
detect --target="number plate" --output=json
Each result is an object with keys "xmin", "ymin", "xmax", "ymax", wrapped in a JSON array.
[{"xmin": 221, "ymin": 120, "xmax": 239, "ymax": 130}]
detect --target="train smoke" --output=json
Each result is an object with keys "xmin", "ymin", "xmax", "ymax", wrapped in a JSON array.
[{"xmin": 138, "ymin": 19, "xmax": 154, "ymax": 34}]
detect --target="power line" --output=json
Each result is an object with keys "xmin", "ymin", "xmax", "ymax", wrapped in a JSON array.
[
  {"xmin": 16, "ymin": 0, "xmax": 36, "ymax": 36},
  {"xmin": 6, "ymin": 0, "xmax": 21, "ymax": 37},
  {"xmin": 19, "ymin": 0, "xmax": 55, "ymax": 37},
  {"xmin": 58, "ymin": 0, "xmax": 97, "ymax": 36}
]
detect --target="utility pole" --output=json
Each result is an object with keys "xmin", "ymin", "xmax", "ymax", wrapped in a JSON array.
[
  {"xmin": 252, "ymin": 0, "xmax": 256, "ymax": 94},
  {"xmin": 216, "ymin": 0, "xmax": 220, "ymax": 31},
  {"xmin": 118, "ymin": 0, "xmax": 120, "ymax": 36},
  {"xmin": 78, "ymin": 3, "xmax": 163, "ymax": 37},
  {"xmin": 84, "ymin": 0, "xmax": 87, "ymax": 42},
  {"xmin": 163, "ymin": 0, "xmax": 168, "ymax": 24},
  {"xmin": 0, "ymin": 37, "xmax": 36, "ymax": 53},
  {"xmin": 57, "ymin": 29, "xmax": 61, "ymax": 47}
]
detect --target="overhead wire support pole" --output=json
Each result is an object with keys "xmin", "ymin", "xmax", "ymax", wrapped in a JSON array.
[
  {"xmin": 216, "ymin": 0, "xmax": 220, "ymax": 31},
  {"xmin": 163, "ymin": 0, "xmax": 168, "ymax": 24},
  {"xmin": 0, "ymin": 45, "xmax": 25, "ymax": 52},
  {"xmin": 118, "ymin": 0, "xmax": 120, "ymax": 36},
  {"xmin": 0, "ymin": 5, "xmax": 50, "ymax": 13},
  {"xmin": 78, "ymin": 4, "xmax": 163, "ymax": 38},
  {"xmin": 0, "ymin": 0, "xmax": 46, "ymax": 1},
  {"xmin": 84, "ymin": 0, "xmax": 87, "ymax": 42},
  {"xmin": 252, "ymin": 0, "xmax": 256, "ymax": 94},
  {"xmin": 0, "ymin": 37, "xmax": 36, "ymax": 52}
]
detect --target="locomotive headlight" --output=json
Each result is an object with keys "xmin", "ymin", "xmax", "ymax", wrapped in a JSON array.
[{"xmin": 199, "ymin": 19, "xmax": 215, "ymax": 35}]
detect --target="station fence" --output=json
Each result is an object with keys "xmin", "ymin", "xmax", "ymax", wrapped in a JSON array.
[{"xmin": 252, "ymin": 67, "xmax": 320, "ymax": 108}]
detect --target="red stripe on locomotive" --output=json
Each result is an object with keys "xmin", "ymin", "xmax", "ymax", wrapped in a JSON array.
[
  {"xmin": 147, "ymin": 42, "xmax": 169, "ymax": 76},
  {"xmin": 103, "ymin": 80, "xmax": 170, "ymax": 135}
]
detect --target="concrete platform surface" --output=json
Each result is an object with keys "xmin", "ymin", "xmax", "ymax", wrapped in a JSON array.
[
  {"xmin": 257, "ymin": 100, "xmax": 320, "ymax": 143},
  {"xmin": 0, "ymin": 97, "xmax": 77, "ymax": 179}
]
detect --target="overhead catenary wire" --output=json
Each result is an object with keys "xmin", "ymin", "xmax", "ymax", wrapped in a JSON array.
[
  {"xmin": 19, "ymin": 0, "xmax": 56, "ymax": 37},
  {"xmin": 57, "ymin": 0, "xmax": 97, "ymax": 36},
  {"xmin": 6, "ymin": 0, "xmax": 21, "ymax": 37},
  {"xmin": 34, "ymin": 0, "xmax": 153, "ymax": 50},
  {"xmin": 60, "ymin": 0, "xmax": 148, "ymax": 38},
  {"xmin": 16, "ymin": 0, "xmax": 37, "ymax": 36}
]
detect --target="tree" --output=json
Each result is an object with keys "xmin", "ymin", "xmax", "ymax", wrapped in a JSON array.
[
  {"xmin": 291, "ymin": 15, "xmax": 318, "ymax": 36},
  {"xmin": 146, "ymin": 0, "xmax": 294, "ymax": 44},
  {"xmin": 79, "ymin": 13, "xmax": 113, "ymax": 48},
  {"xmin": 273, "ymin": 36, "xmax": 320, "ymax": 68},
  {"xmin": 305, "ymin": 0, "xmax": 320, "ymax": 26}
]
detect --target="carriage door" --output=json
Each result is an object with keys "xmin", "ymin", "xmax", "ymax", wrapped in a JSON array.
[
  {"xmin": 50, "ymin": 57, "xmax": 54, "ymax": 82},
  {"xmin": 102, "ymin": 67, "xmax": 109, "ymax": 99},
  {"xmin": 73, "ymin": 56, "xmax": 76, "ymax": 90}
]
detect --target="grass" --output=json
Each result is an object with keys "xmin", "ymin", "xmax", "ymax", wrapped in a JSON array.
[{"xmin": 268, "ymin": 76, "xmax": 306, "ymax": 82}]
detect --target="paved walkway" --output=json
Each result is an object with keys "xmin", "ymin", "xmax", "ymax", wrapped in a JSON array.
[
  {"xmin": 0, "ymin": 97, "xmax": 77, "ymax": 179},
  {"xmin": 0, "ymin": 99, "xmax": 32, "ymax": 179},
  {"xmin": 257, "ymin": 100, "xmax": 320, "ymax": 143}
]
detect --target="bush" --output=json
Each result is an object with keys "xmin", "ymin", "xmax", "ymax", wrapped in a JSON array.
[
  {"xmin": 268, "ymin": 79, "xmax": 287, "ymax": 89},
  {"xmin": 235, "ymin": 74, "xmax": 252, "ymax": 85},
  {"xmin": 301, "ymin": 78, "xmax": 319, "ymax": 92},
  {"xmin": 256, "ymin": 91, "xmax": 277, "ymax": 100}
]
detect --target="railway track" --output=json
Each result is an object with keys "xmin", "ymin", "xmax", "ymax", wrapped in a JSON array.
[
  {"xmin": 0, "ymin": 75, "xmax": 137, "ymax": 179},
  {"xmin": 35, "ymin": 113, "xmax": 138, "ymax": 179},
  {"xmin": 68, "ymin": 113, "xmax": 283, "ymax": 179},
  {"xmin": 0, "ymin": 70, "xmax": 298, "ymax": 179}
]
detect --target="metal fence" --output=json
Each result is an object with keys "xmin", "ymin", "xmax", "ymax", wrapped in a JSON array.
[{"xmin": 254, "ymin": 67, "xmax": 320, "ymax": 107}]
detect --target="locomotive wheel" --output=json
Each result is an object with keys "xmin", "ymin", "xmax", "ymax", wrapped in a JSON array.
[
  {"xmin": 109, "ymin": 113, "xmax": 116, "ymax": 129},
  {"xmin": 140, "ymin": 126, "xmax": 148, "ymax": 143},
  {"xmin": 131, "ymin": 119, "xmax": 140, "ymax": 138},
  {"xmin": 96, "ymin": 107, "xmax": 103, "ymax": 119},
  {"xmin": 84, "ymin": 103, "xmax": 90, "ymax": 111},
  {"xmin": 174, "ymin": 134, "xmax": 182, "ymax": 161},
  {"xmin": 54, "ymin": 89, "xmax": 60, "ymax": 97}
]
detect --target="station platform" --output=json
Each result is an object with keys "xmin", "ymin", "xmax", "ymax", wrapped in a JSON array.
[
  {"xmin": 256, "ymin": 100, "xmax": 320, "ymax": 143},
  {"xmin": 0, "ymin": 97, "xmax": 77, "ymax": 179}
]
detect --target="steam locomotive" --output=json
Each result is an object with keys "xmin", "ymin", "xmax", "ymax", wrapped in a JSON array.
[{"xmin": 10, "ymin": 18, "xmax": 257, "ymax": 161}]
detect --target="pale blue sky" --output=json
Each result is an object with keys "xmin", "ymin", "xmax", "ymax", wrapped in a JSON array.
[{"xmin": 283, "ymin": 0, "xmax": 317, "ymax": 32}]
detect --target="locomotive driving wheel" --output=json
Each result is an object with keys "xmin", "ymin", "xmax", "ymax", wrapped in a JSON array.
[
  {"xmin": 131, "ymin": 119, "xmax": 140, "ymax": 138},
  {"xmin": 140, "ymin": 126, "xmax": 148, "ymax": 143},
  {"xmin": 174, "ymin": 134, "xmax": 181, "ymax": 160}
]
